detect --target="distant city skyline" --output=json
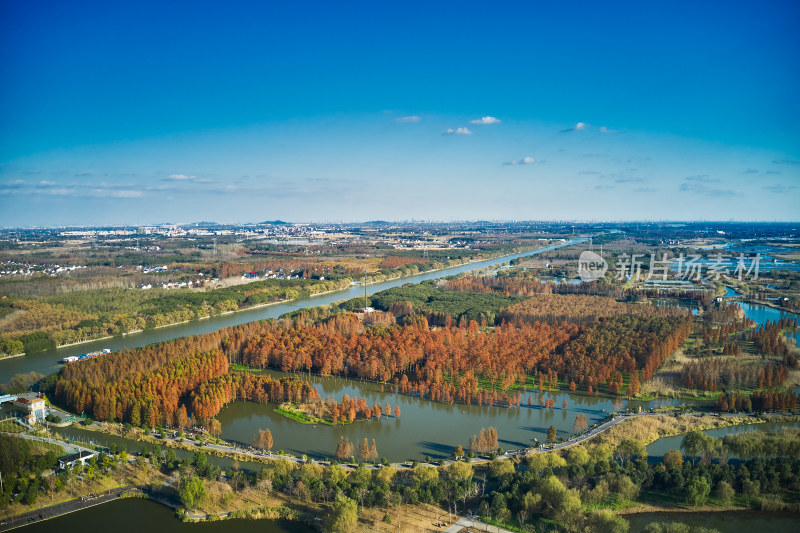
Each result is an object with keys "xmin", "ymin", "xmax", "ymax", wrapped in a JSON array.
[{"xmin": 1, "ymin": 0, "xmax": 798, "ymax": 225}]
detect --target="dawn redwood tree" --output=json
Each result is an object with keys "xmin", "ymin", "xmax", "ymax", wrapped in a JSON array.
[{"xmin": 359, "ymin": 438, "xmax": 370, "ymax": 462}]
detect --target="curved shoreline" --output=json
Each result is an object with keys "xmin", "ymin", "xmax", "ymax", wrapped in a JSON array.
[{"xmin": 3, "ymin": 412, "xmax": 797, "ymax": 529}]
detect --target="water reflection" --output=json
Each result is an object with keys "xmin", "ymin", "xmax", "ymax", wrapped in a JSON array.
[{"xmin": 216, "ymin": 369, "xmax": 695, "ymax": 462}]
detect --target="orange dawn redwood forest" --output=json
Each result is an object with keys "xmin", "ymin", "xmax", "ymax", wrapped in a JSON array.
[{"xmin": 52, "ymin": 289, "xmax": 699, "ymax": 428}]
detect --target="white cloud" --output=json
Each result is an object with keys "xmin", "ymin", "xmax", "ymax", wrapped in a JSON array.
[
  {"xmin": 443, "ymin": 127, "xmax": 473, "ymax": 135},
  {"xmin": 504, "ymin": 156, "xmax": 536, "ymax": 166},
  {"xmin": 561, "ymin": 122, "xmax": 588, "ymax": 132},
  {"xmin": 469, "ymin": 116, "xmax": 501, "ymax": 125},
  {"xmin": 395, "ymin": 116, "xmax": 422, "ymax": 123},
  {"xmin": 164, "ymin": 173, "xmax": 212, "ymax": 184},
  {"xmin": 599, "ymin": 126, "xmax": 619, "ymax": 134}
]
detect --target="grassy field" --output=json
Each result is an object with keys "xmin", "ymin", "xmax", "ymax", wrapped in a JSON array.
[
  {"xmin": 274, "ymin": 403, "xmax": 337, "ymax": 425},
  {"xmin": 0, "ymin": 418, "xmax": 25, "ymax": 433}
]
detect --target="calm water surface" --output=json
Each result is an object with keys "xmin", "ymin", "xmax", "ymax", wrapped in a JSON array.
[
  {"xmin": 215, "ymin": 369, "xmax": 693, "ymax": 462},
  {"xmin": 645, "ymin": 420, "xmax": 800, "ymax": 460}
]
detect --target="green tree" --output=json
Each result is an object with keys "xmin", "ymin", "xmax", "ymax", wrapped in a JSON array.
[
  {"xmin": 663, "ymin": 449, "xmax": 684, "ymax": 469},
  {"xmin": 587, "ymin": 509, "xmax": 629, "ymax": 533},
  {"xmin": 180, "ymin": 476, "xmax": 207, "ymax": 509},
  {"xmin": 615, "ymin": 439, "xmax": 646, "ymax": 463},
  {"xmin": 23, "ymin": 478, "xmax": 40, "ymax": 505},
  {"xmin": 547, "ymin": 425, "xmax": 557, "ymax": 442},
  {"xmin": 487, "ymin": 458, "xmax": 514, "ymax": 479},
  {"xmin": 566, "ymin": 446, "xmax": 589, "ymax": 466},
  {"xmin": 685, "ymin": 477, "xmax": 710, "ymax": 506},
  {"xmin": 329, "ymin": 495, "xmax": 358, "ymax": 533},
  {"xmin": 714, "ymin": 480, "xmax": 735, "ymax": 504},
  {"xmin": 681, "ymin": 430, "xmax": 708, "ymax": 464}
]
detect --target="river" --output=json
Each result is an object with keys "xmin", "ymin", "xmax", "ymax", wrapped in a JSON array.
[{"xmin": 0, "ymin": 238, "xmax": 589, "ymax": 378}]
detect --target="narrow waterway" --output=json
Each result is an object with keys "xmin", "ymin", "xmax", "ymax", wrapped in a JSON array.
[
  {"xmin": 645, "ymin": 420, "xmax": 800, "ymax": 461},
  {"xmin": 0, "ymin": 238, "xmax": 589, "ymax": 378},
  {"xmin": 626, "ymin": 510, "xmax": 800, "ymax": 533}
]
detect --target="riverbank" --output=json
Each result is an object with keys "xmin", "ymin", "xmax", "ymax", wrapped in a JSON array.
[{"xmin": 8, "ymin": 246, "xmax": 543, "ymax": 357}]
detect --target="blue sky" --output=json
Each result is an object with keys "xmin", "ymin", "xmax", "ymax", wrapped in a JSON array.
[{"xmin": 1, "ymin": 0, "xmax": 798, "ymax": 226}]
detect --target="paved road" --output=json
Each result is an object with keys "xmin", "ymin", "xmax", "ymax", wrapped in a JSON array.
[
  {"xmin": 78, "ymin": 410, "xmax": 758, "ymax": 472},
  {"xmin": 16, "ymin": 432, "xmax": 95, "ymax": 455},
  {"xmin": 0, "ymin": 487, "xmax": 137, "ymax": 532}
]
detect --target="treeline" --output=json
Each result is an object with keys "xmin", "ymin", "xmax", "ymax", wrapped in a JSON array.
[
  {"xmin": 377, "ymin": 256, "xmax": 427, "ymax": 269},
  {"xmin": 680, "ymin": 360, "xmax": 789, "ymax": 391},
  {"xmin": 1, "ymin": 276, "xmax": 349, "ymax": 348},
  {"xmin": 443, "ymin": 272, "xmax": 709, "ymax": 304},
  {"xmin": 480, "ymin": 432, "xmax": 800, "ymax": 531},
  {"xmin": 0, "ymin": 337, "xmax": 25, "ymax": 355},
  {"xmin": 751, "ymin": 319, "xmax": 795, "ymax": 356},
  {"xmin": 49, "ymin": 294, "xmax": 691, "ymax": 426},
  {"xmin": 55, "ymin": 349, "xmax": 230, "ymax": 426},
  {"xmin": 190, "ymin": 372, "xmax": 319, "ymax": 419},
  {"xmin": 561, "ymin": 315, "xmax": 692, "ymax": 385},
  {"xmin": 723, "ymin": 428, "xmax": 800, "ymax": 459},
  {"xmin": 700, "ymin": 319, "xmax": 754, "ymax": 346},
  {"xmin": 498, "ymin": 293, "xmax": 679, "ymax": 326},
  {"xmin": 237, "ymin": 312, "xmax": 691, "ymax": 398},
  {"xmin": 0, "ymin": 434, "xmax": 60, "ymax": 507},
  {"xmin": 368, "ymin": 280, "xmax": 522, "ymax": 326},
  {"xmin": 301, "ymin": 395, "xmax": 401, "ymax": 425},
  {"xmin": 704, "ymin": 301, "xmax": 746, "ymax": 324},
  {"xmin": 715, "ymin": 390, "xmax": 799, "ymax": 412}
]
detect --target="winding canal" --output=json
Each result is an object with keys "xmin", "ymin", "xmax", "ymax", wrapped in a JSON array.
[{"xmin": 0, "ymin": 237, "xmax": 589, "ymax": 378}]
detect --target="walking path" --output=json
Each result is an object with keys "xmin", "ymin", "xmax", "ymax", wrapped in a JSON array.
[
  {"xmin": 0, "ymin": 487, "xmax": 136, "ymax": 532},
  {"xmin": 48, "ymin": 410, "xmax": 760, "ymax": 473},
  {"xmin": 17, "ymin": 432, "xmax": 95, "ymax": 455},
  {"xmin": 445, "ymin": 514, "xmax": 517, "ymax": 533}
]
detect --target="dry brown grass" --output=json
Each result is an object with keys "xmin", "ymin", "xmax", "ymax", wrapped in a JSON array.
[
  {"xmin": 583, "ymin": 414, "xmax": 754, "ymax": 451},
  {"xmin": 358, "ymin": 502, "xmax": 453, "ymax": 533},
  {"xmin": 192, "ymin": 481, "xmax": 293, "ymax": 516}
]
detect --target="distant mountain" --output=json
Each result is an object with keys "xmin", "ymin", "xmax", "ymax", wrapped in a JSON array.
[
  {"xmin": 259, "ymin": 220, "xmax": 291, "ymax": 225},
  {"xmin": 364, "ymin": 220, "xmax": 391, "ymax": 225}
]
